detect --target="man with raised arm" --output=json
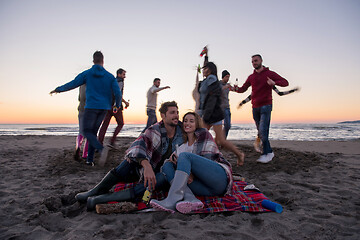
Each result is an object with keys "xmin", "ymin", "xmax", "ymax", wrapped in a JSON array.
[{"xmin": 232, "ymin": 54, "xmax": 288, "ymax": 163}]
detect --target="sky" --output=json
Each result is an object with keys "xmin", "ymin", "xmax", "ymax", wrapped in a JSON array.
[{"xmin": 0, "ymin": 0, "xmax": 359, "ymax": 124}]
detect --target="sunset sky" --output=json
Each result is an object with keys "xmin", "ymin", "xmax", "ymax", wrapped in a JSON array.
[{"xmin": 0, "ymin": 0, "xmax": 359, "ymax": 124}]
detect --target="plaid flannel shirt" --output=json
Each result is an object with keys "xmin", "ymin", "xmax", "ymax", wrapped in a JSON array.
[{"xmin": 125, "ymin": 120, "xmax": 183, "ymax": 172}]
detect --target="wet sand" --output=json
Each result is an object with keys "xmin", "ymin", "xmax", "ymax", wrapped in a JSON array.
[{"xmin": 0, "ymin": 135, "xmax": 359, "ymax": 240}]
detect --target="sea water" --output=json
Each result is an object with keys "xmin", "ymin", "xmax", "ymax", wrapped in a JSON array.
[{"xmin": 0, "ymin": 122, "xmax": 359, "ymax": 141}]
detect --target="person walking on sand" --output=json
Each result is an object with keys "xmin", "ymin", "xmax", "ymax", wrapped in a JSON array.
[
  {"xmin": 98, "ymin": 68, "xmax": 129, "ymax": 147},
  {"xmin": 220, "ymin": 70, "xmax": 232, "ymax": 139},
  {"xmin": 231, "ymin": 54, "xmax": 289, "ymax": 163},
  {"xmin": 199, "ymin": 47, "xmax": 244, "ymax": 165},
  {"xmin": 143, "ymin": 78, "xmax": 170, "ymax": 132},
  {"xmin": 74, "ymin": 84, "xmax": 89, "ymax": 161},
  {"xmin": 150, "ymin": 112, "xmax": 233, "ymax": 214},
  {"xmin": 50, "ymin": 51, "xmax": 122, "ymax": 166},
  {"xmin": 198, "ymin": 60, "xmax": 245, "ymax": 166},
  {"xmin": 75, "ymin": 101, "xmax": 184, "ymax": 210}
]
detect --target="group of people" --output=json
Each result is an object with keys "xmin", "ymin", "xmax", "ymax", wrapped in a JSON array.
[
  {"xmin": 50, "ymin": 48, "xmax": 296, "ymax": 213},
  {"xmin": 50, "ymin": 52, "xmax": 171, "ymax": 166},
  {"xmin": 195, "ymin": 47, "xmax": 298, "ymax": 163}
]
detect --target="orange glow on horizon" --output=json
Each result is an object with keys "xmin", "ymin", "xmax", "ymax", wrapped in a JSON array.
[
  {"xmin": 1, "ymin": 110, "xmax": 358, "ymax": 125},
  {"xmin": 1, "ymin": 102, "xmax": 359, "ymax": 124}
]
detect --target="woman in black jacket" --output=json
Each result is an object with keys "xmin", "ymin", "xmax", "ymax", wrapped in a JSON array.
[{"xmin": 199, "ymin": 61, "xmax": 244, "ymax": 166}]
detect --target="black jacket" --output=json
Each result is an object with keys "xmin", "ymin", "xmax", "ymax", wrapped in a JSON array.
[{"xmin": 202, "ymin": 80, "xmax": 224, "ymax": 124}]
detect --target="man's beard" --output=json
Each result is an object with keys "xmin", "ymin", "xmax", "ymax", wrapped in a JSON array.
[
  {"xmin": 168, "ymin": 119, "xmax": 178, "ymax": 127},
  {"xmin": 254, "ymin": 64, "xmax": 261, "ymax": 70}
]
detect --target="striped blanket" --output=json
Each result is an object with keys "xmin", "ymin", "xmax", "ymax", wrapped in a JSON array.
[{"xmin": 114, "ymin": 181, "xmax": 270, "ymax": 213}]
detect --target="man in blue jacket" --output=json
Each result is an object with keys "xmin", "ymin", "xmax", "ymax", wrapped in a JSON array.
[{"xmin": 50, "ymin": 51, "xmax": 122, "ymax": 166}]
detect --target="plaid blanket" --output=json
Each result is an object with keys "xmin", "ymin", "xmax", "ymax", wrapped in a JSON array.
[{"xmin": 113, "ymin": 181, "xmax": 270, "ymax": 213}]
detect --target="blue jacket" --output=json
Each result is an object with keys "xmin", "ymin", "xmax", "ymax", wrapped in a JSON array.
[{"xmin": 56, "ymin": 65, "xmax": 122, "ymax": 110}]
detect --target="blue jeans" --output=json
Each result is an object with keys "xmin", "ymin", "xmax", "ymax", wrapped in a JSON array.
[
  {"xmin": 161, "ymin": 152, "xmax": 228, "ymax": 196},
  {"xmin": 143, "ymin": 108, "xmax": 157, "ymax": 132},
  {"xmin": 78, "ymin": 111, "xmax": 85, "ymax": 136},
  {"xmin": 114, "ymin": 160, "xmax": 169, "ymax": 197},
  {"xmin": 252, "ymin": 104, "xmax": 273, "ymax": 155},
  {"xmin": 223, "ymin": 108, "xmax": 231, "ymax": 138},
  {"xmin": 83, "ymin": 108, "xmax": 107, "ymax": 162}
]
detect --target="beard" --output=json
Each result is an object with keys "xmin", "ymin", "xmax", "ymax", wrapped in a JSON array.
[
  {"xmin": 168, "ymin": 118, "xmax": 178, "ymax": 127},
  {"xmin": 254, "ymin": 64, "xmax": 262, "ymax": 70}
]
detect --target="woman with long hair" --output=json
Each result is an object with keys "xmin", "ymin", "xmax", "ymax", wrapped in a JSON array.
[{"xmin": 199, "ymin": 61, "xmax": 245, "ymax": 166}]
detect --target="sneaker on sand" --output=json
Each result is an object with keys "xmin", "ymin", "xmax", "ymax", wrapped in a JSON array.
[
  {"xmin": 98, "ymin": 146, "xmax": 109, "ymax": 167},
  {"xmin": 257, "ymin": 152, "xmax": 274, "ymax": 164},
  {"xmin": 267, "ymin": 152, "xmax": 275, "ymax": 162},
  {"xmin": 256, "ymin": 154, "xmax": 268, "ymax": 163},
  {"xmin": 86, "ymin": 161, "xmax": 95, "ymax": 167}
]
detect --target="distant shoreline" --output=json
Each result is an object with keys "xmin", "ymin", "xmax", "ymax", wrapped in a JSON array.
[
  {"xmin": 337, "ymin": 120, "xmax": 360, "ymax": 124},
  {"xmin": 2, "ymin": 121, "xmax": 360, "ymax": 125},
  {"xmin": 1, "ymin": 122, "xmax": 359, "ymax": 141}
]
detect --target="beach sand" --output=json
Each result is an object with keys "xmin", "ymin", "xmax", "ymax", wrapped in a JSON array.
[{"xmin": 0, "ymin": 135, "xmax": 359, "ymax": 240}]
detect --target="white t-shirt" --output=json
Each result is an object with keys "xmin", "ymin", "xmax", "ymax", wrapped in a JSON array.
[
  {"xmin": 175, "ymin": 142, "xmax": 194, "ymax": 156},
  {"xmin": 146, "ymin": 85, "xmax": 159, "ymax": 110}
]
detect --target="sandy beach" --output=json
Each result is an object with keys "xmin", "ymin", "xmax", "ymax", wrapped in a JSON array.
[{"xmin": 0, "ymin": 135, "xmax": 359, "ymax": 240}]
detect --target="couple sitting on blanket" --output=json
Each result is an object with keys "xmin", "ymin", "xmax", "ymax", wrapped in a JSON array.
[{"xmin": 76, "ymin": 101, "xmax": 237, "ymax": 214}]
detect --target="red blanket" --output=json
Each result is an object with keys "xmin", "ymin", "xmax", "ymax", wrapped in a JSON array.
[{"xmin": 114, "ymin": 181, "xmax": 271, "ymax": 213}]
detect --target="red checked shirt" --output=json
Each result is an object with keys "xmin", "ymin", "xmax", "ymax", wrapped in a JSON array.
[{"xmin": 233, "ymin": 67, "xmax": 289, "ymax": 108}]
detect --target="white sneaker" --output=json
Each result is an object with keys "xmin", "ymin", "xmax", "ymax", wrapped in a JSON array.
[
  {"xmin": 257, "ymin": 152, "xmax": 274, "ymax": 164},
  {"xmin": 267, "ymin": 152, "xmax": 274, "ymax": 162},
  {"xmin": 256, "ymin": 154, "xmax": 269, "ymax": 163},
  {"xmin": 98, "ymin": 146, "xmax": 109, "ymax": 167}
]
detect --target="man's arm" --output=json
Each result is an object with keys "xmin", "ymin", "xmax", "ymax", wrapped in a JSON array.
[
  {"xmin": 151, "ymin": 86, "xmax": 170, "ymax": 93},
  {"xmin": 237, "ymin": 94, "xmax": 252, "ymax": 109},
  {"xmin": 231, "ymin": 79, "xmax": 251, "ymax": 93},
  {"xmin": 273, "ymin": 86, "xmax": 299, "ymax": 96},
  {"xmin": 50, "ymin": 72, "xmax": 86, "ymax": 94},
  {"xmin": 268, "ymin": 72, "xmax": 289, "ymax": 87}
]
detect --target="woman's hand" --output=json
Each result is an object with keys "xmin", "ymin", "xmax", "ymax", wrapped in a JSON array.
[
  {"xmin": 141, "ymin": 160, "xmax": 156, "ymax": 191},
  {"xmin": 169, "ymin": 152, "xmax": 178, "ymax": 164},
  {"xmin": 187, "ymin": 173, "xmax": 194, "ymax": 184}
]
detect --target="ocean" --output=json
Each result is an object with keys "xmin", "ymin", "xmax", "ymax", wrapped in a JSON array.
[{"xmin": 0, "ymin": 122, "xmax": 359, "ymax": 141}]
